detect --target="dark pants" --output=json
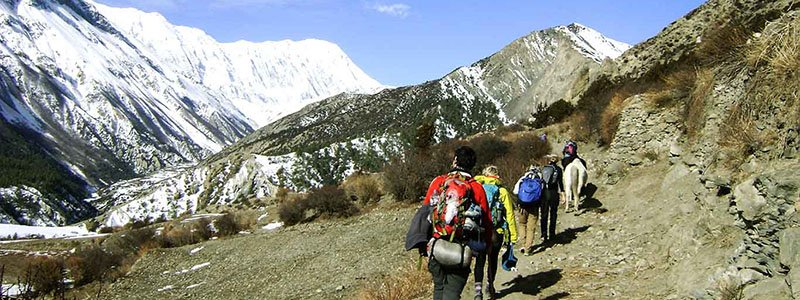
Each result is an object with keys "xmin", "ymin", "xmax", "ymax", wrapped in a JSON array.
[
  {"xmin": 474, "ymin": 232, "xmax": 503, "ymax": 293},
  {"xmin": 540, "ymin": 189, "xmax": 559, "ymax": 240},
  {"xmin": 429, "ymin": 258, "xmax": 470, "ymax": 300}
]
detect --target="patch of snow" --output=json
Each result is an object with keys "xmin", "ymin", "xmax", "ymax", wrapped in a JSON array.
[
  {"xmin": 189, "ymin": 246, "xmax": 204, "ymax": 255},
  {"xmin": 185, "ymin": 282, "xmax": 204, "ymax": 289},
  {"xmin": 256, "ymin": 213, "xmax": 269, "ymax": 223},
  {"xmin": 175, "ymin": 262, "xmax": 211, "ymax": 275},
  {"xmin": 1, "ymin": 284, "xmax": 25, "ymax": 296},
  {"xmin": 157, "ymin": 285, "xmax": 174, "ymax": 292},
  {"xmin": 0, "ymin": 224, "xmax": 89, "ymax": 239},
  {"xmin": 263, "ymin": 222, "xmax": 283, "ymax": 231}
]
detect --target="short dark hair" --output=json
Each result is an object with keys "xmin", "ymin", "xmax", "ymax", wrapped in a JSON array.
[{"xmin": 454, "ymin": 146, "xmax": 476, "ymax": 171}]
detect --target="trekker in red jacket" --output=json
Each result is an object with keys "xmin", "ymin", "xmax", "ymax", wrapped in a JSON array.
[{"xmin": 423, "ymin": 146, "xmax": 493, "ymax": 300}]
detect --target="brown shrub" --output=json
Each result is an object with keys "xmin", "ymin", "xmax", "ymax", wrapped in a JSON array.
[
  {"xmin": 493, "ymin": 122, "xmax": 527, "ymax": 135},
  {"xmin": 528, "ymin": 99, "xmax": 575, "ymax": 129},
  {"xmin": 275, "ymin": 187, "xmax": 290, "ymax": 203},
  {"xmin": 214, "ymin": 213, "xmax": 239, "ymax": 236},
  {"xmin": 356, "ymin": 260, "xmax": 431, "ymax": 300},
  {"xmin": 600, "ymin": 90, "xmax": 632, "ymax": 145},
  {"xmin": 382, "ymin": 143, "xmax": 454, "ymax": 202},
  {"xmin": 306, "ymin": 185, "xmax": 359, "ymax": 218},
  {"xmin": 20, "ymin": 256, "xmax": 67, "ymax": 297},
  {"xmin": 213, "ymin": 211, "xmax": 258, "ymax": 236},
  {"xmin": 159, "ymin": 223, "xmax": 198, "ymax": 247},
  {"xmin": 278, "ymin": 196, "xmax": 308, "ymax": 226},
  {"xmin": 67, "ymin": 244, "xmax": 122, "ymax": 285},
  {"xmin": 468, "ymin": 134, "xmax": 512, "ymax": 171},
  {"xmin": 342, "ymin": 173, "xmax": 384, "ymax": 205}
]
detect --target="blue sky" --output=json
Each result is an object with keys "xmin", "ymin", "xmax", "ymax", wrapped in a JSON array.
[{"xmin": 94, "ymin": 0, "xmax": 706, "ymax": 87}]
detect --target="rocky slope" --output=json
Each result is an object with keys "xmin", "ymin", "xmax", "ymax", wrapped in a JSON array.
[
  {"xmin": 0, "ymin": 0, "xmax": 381, "ymax": 225},
  {"xmin": 94, "ymin": 23, "xmax": 630, "ymax": 227}
]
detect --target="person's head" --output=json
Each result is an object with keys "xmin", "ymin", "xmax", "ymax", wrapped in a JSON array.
[
  {"xmin": 482, "ymin": 165, "xmax": 499, "ymax": 177},
  {"xmin": 547, "ymin": 154, "xmax": 558, "ymax": 164},
  {"xmin": 453, "ymin": 146, "xmax": 477, "ymax": 171}
]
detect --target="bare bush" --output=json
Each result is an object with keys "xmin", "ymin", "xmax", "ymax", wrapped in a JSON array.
[
  {"xmin": 278, "ymin": 196, "xmax": 308, "ymax": 226},
  {"xmin": 342, "ymin": 173, "xmax": 384, "ymax": 205},
  {"xmin": 306, "ymin": 185, "xmax": 359, "ymax": 218},
  {"xmin": 67, "ymin": 244, "xmax": 122, "ymax": 285}
]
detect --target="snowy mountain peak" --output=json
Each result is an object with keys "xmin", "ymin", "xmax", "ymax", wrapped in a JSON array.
[
  {"xmin": 92, "ymin": 2, "xmax": 383, "ymax": 127},
  {"xmin": 555, "ymin": 23, "xmax": 631, "ymax": 62}
]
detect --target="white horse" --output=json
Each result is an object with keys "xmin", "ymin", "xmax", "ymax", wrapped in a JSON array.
[{"xmin": 563, "ymin": 159, "xmax": 588, "ymax": 213}]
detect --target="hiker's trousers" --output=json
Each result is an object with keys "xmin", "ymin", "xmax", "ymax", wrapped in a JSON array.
[{"xmin": 429, "ymin": 258, "xmax": 470, "ymax": 300}]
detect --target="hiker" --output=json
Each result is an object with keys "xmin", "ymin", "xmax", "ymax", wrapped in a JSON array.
[
  {"xmin": 423, "ymin": 146, "xmax": 493, "ymax": 300},
  {"xmin": 512, "ymin": 165, "xmax": 543, "ymax": 254},
  {"xmin": 473, "ymin": 166, "xmax": 518, "ymax": 300},
  {"xmin": 561, "ymin": 140, "xmax": 586, "ymax": 169},
  {"xmin": 540, "ymin": 155, "xmax": 564, "ymax": 243}
]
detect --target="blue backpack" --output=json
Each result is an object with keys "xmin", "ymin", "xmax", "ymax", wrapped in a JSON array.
[
  {"xmin": 482, "ymin": 183, "xmax": 505, "ymax": 228},
  {"xmin": 518, "ymin": 176, "xmax": 544, "ymax": 204}
]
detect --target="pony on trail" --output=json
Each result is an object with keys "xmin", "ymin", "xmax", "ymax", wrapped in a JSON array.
[{"xmin": 563, "ymin": 158, "xmax": 588, "ymax": 213}]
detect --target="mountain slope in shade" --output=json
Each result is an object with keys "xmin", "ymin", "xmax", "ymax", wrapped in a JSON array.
[
  {"xmin": 95, "ymin": 23, "xmax": 631, "ymax": 226},
  {"xmin": 0, "ymin": 0, "xmax": 381, "ymax": 225}
]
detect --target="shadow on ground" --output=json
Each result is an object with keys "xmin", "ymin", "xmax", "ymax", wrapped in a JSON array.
[
  {"xmin": 496, "ymin": 269, "xmax": 563, "ymax": 299},
  {"xmin": 533, "ymin": 225, "xmax": 591, "ymax": 254},
  {"xmin": 578, "ymin": 183, "xmax": 607, "ymax": 214}
]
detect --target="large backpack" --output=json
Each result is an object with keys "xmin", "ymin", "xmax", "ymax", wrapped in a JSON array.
[
  {"xmin": 541, "ymin": 165, "xmax": 559, "ymax": 189},
  {"xmin": 430, "ymin": 173, "xmax": 474, "ymax": 241},
  {"xmin": 517, "ymin": 175, "xmax": 544, "ymax": 204},
  {"xmin": 482, "ymin": 183, "xmax": 505, "ymax": 229}
]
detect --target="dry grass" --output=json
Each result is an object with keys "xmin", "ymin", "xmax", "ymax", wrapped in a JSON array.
[
  {"xmin": 686, "ymin": 68, "xmax": 714, "ymax": 139},
  {"xmin": 356, "ymin": 260, "xmax": 431, "ymax": 300},
  {"xmin": 715, "ymin": 277, "xmax": 744, "ymax": 300},
  {"xmin": 719, "ymin": 14, "xmax": 800, "ymax": 163}
]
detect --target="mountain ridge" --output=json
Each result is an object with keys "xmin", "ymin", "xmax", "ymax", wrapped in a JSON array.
[
  {"xmin": 94, "ymin": 23, "xmax": 631, "ymax": 227},
  {"xmin": 0, "ymin": 0, "xmax": 382, "ymax": 225}
]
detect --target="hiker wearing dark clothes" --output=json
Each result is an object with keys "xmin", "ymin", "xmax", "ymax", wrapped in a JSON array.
[
  {"xmin": 540, "ymin": 155, "xmax": 564, "ymax": 243},
  {"xmin": 473, "ymin": 166, "xmax": 518, "ymax": 300},
  {"xmin": 561, "ymin": 140, "xmax": 587, "ymax": 169},
  {"xmin": 423, "ymin": 146, "xmax": 493, "ymax": 300}
]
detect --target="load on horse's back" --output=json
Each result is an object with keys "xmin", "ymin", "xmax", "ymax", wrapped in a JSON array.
[{"xmin": 563, "ymin": 154, "xmax": 588, "ymax": 213}]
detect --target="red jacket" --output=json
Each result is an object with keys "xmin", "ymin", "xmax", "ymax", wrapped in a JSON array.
[{"xmin": 423, "ymin": 171, "xmax": 494, "ymax": 244}]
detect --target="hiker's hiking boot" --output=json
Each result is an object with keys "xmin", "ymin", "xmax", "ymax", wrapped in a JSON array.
[
  {"xmin": 487, "ymin": 285, "xmax": 496, "ymax": 299},
  {"xmin": 473, "ymin": 293, "xmax": 482, "ymax": 300}
]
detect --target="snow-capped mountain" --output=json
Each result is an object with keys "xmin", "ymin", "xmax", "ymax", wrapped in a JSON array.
[
  {"xmin": 93, "ymin": 3, "xmax": 382, "ymax": 127},
  {"xmin": 0, "ymin": 0, "xmax": 381, "ymax": 225},
  {"xmin": 557, "ymin": 23, "xmax": 630, "ymax": 63},
  {"xmin": 95, "ymin": 23, "xmax": 631, "ymax": 227}
]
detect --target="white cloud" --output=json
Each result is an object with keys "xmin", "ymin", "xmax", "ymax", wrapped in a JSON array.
[{"xmin": 370, "ymin": 3, "xmax": 410, "ymax": 18}]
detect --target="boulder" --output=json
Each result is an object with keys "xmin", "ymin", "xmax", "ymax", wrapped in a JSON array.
[
  {"xmin": 789, "ymin": 268, "xmax": 800, "ymax": 299},
  {"xmin": 733, "ymin": 179, "xmax": 767, "ymax": 222},
  {"xmin": 742, "ymin": 277, "xmax": 791, "ymax": 300},
  {"xmin": 780, "ymin": 228, "xmax": 800, "ymax": 268},
  {"xmin": 669, "ymin": 142, "xmax": 682, "ymax": 157}
]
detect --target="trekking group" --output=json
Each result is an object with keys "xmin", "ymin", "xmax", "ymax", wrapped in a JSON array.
[{"xmin": 406, "ymin": 140, "xmax": 584, "ymax": 299}]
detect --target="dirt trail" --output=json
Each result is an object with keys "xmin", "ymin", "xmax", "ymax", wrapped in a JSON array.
[{"xmin": 459, "ymin": 158, "xmax": 736, "ymax": 299}]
